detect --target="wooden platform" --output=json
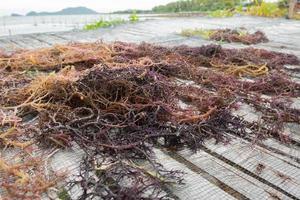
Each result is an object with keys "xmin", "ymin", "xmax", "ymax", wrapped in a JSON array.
[{"xmin": 1, "ymin": 16, "xmax": 300, "ymax": 200}]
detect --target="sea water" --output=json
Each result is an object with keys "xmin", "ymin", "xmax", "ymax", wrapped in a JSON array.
[{"xmin": 0, "ymin": 14, "xmax": 155, "ymax": 37}]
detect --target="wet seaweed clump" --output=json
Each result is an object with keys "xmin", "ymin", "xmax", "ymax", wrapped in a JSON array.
[
  {"xmin": 181, "ymin": 28, "xmax": 269, "ymax": 45},
  {"xmin": 0, "ymin": 42, "xmax": 300, "ymax": 199},
  {"xmin": 210, "ymin": 29, "xmax": 269, "ymax": 45},
  {"xmin": 0, "ymin": 153, "xmax": 62, "ymax": 200},
  {"xmin": 5, "ymin": 66, "xmax": 243, "ymax": 199}
]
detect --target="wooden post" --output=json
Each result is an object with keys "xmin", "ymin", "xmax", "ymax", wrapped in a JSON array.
[{"xmin": 288, "ymin": 0, "xmax": 297, "ymax": 19}]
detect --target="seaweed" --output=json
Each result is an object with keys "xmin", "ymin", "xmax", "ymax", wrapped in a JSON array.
[
  {"xmin": 181, "ymin": 28, "xmax": 269, "ymax": 45},
  {"xmin": 0, "ymin": 153, "xmax": 63, "ymax": 200},
  {"xmin": 0, "ymin": 42, "xmax": 299, "ymax": 199},
  {"xmin": 210, "ymin": 29, "xmax": 269, "ymax": 45}
]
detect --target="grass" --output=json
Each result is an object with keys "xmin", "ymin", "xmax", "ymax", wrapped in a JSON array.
[
  {"xmin": 246, "ymin": 2, "xmax": 287, "ymax": 18},
  {"xmin": 84, "ymin": 12, "xmax": 140, "ymax": 31},
  {"xmin": 208, "ymin": 9, "xmax": 235, "ymax": 18},
  {"xmin": 294, "ymin": 14, "xmax": 300, "ymax": 20},
  {"xmin": 83, "ymin": 18, "xmax": 125, "ymax": 30},
  {"xmin": 129, "ymin": 12, "xmax": 140, "ymax": 22},
  {"xmin": 180, "ymin": 28, "xmax": 214, "ymax": 39}
]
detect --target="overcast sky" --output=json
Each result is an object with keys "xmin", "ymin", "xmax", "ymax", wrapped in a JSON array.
[{"xmin": 0, "ymin": 0, "xmax": 175, "ymax": 16}]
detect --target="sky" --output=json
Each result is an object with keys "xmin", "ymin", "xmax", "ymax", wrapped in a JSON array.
[{"xmin": 0, "ymin": 0, "xmax": 175, "ymax": 16}]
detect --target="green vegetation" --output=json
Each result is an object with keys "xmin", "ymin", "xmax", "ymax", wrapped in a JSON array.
[
  {"xmin": 207, "ymin": 4, "xmax": 244, "ymax": 17},
  {"xmin": 152, "ymin": 0, "xmax": 293, "ymax": 19},
  {"xmin": 83, "ymin": 18, "xmax": 125, "ymax": 30},
  {"xmin": 58, "ymin": 188, "xmax": 71, "ymax": 200},
  {"xmin": 294, "ymin": 14, "xmax": 300, "ymax": 20},
  {"xmin": 208, "ymin": 9, "xmax": 235, "ymax": 17},
  {"xmin": 152, "ymin": 0, "xmax": 241, "ymax": 13},
  {"xmin": 84, "ymin": 11, "xmax": 140, "ymax": 31},
  {"xmin": 181, "ymin": 28, "xmax": 214, "ymax": 39},
  {"xmin": 205, "ymin": 0, "xmax": 287, "ymax": 18},
  {"xmin": 246, "ymin": 1, "xmax": 287, "ymax": 18},
  {"xmin": 129, "ymin": 12, "xmax": 140, "ymax": 22}
]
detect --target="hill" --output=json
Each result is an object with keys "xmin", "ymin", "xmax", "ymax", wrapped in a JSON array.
[
  {"xmin": 11, "ymin": 13, "xmax": 23, "ymax": 17},
  {"xmin": 26, "ymin": 7, "xmax": 98, "ymax": 16}
]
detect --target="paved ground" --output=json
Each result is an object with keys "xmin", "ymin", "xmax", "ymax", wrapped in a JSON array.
[{"xmin": 1, "ymin": 16, "xmax": 300, "ymax": 200}]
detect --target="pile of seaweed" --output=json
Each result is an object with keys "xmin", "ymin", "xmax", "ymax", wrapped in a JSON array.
[
  {"xmin": 181, "ymin": 28, "xmax": 269, "ymax": 45},
  {"xmin": 0, "ymin": 42, "xmax": 299, "ymax": 199},
  {"xmin": 210, "ymin": 29, "xmax": 269, "ymax": 45}
]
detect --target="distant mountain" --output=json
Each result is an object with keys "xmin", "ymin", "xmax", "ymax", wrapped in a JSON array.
[
  {"xmin": 26, "ymin": 7, "xmax": 98, "ymax": 16},
  {"xmin": 112, "ymin": 9, "xmax": 152, "ymax": 14},
  {"xmin": 11, "ymin": 13, "xmax": 23, "ymax": 17}
]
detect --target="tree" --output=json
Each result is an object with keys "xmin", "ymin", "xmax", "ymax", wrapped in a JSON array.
[
  {"xmin": 288, "ymin": 0, "xmax": 297, "ymax": 18},
  {"xmin": 152, "ymin": 0, "xmax": 242, "ymax": 13}
]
